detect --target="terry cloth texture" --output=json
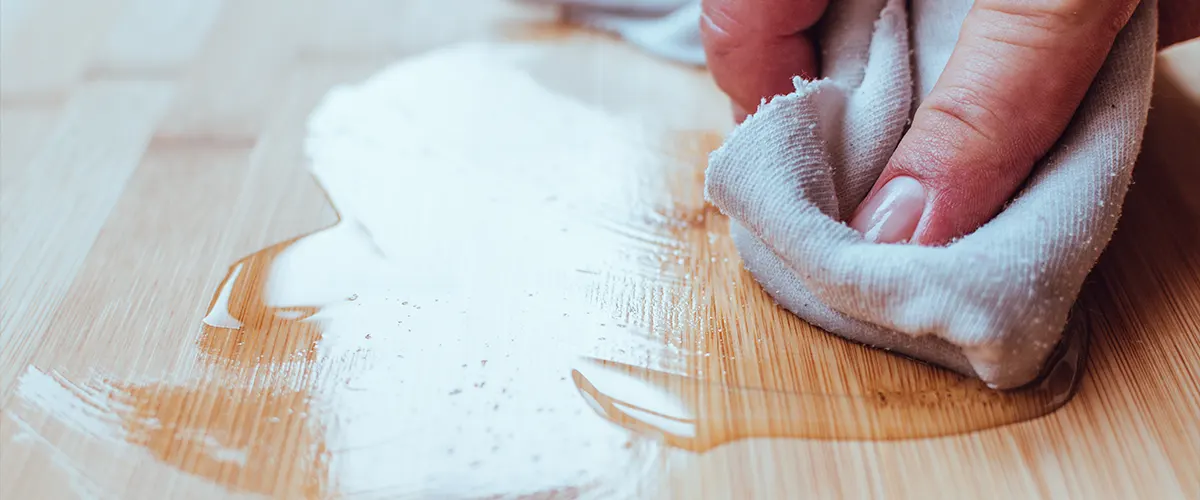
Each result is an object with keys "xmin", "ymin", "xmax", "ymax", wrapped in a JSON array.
[
  {"xmin": 532, "ymin": 0, "xmax": 1158, "ymax": 389},
  {"xmin": 705, "ymin": 0, "xmax": 1158, "ymax": 389}
]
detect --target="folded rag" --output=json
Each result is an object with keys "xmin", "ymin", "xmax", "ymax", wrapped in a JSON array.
[{"xmin": 539, "ymin": 0, "xmax": 1159, "ymax": 389}]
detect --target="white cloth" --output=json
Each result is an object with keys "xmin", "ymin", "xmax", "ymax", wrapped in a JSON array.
[
  {"xmin": 532, "ymin": 0, "xmax": 1158, "ymax": 389},
  {"xmin": 521, "ymin": 0, "xmax": 706, "ymax": 65},
  {"xmin": 705, "ymin": 0, "xmax": 1158, "ymax": 389}
]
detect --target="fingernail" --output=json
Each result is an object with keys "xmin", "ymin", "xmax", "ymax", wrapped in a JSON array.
[{"xmin": 850, "ymin": 176, "xmax": 927, "ymax": 244}]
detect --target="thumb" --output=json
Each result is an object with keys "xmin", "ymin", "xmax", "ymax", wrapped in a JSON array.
[{"xmin": 850, "ymin": 0, "xmax": 1138, "ymax": 245}]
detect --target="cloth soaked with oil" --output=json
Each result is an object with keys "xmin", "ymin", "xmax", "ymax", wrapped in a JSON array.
[{"xmin": 537, "ymin": 0, "xmax": 1159, "ymax": 389}]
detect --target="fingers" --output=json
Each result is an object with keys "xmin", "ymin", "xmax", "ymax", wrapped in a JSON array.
[
  {"xmin": 700, "ymin": 0, "xmax": 830, "ymax": 122},
  {"xmin": 850, "ymin": 0, "xmax": 1139, "ymax": 245}
]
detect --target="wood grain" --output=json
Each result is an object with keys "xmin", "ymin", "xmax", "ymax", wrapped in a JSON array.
[{"xmin": 0, "ymin": 1, "xmax": 1197, "ymax": 498}]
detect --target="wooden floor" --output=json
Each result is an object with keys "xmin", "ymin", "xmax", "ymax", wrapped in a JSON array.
[{"xmin": 1, "ymin": 1, "xmax": 1198, "ymax": 498}]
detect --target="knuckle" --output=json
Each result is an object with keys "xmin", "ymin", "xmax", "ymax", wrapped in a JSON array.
[
  {"xmin": 699, "ymin": 9, "xmax": 739, "ymax": 58},
  {"xmin": 977, "ymin": 0, "xmax": 1137, "ymax": 38},
  {"xmin": 922, "ymin": 86, "xmax": 1004, "ymax": 146},
  {"xmin": 701, "ymin": 0, "xmax": 828, "ymax": 38},
  {"xmin": 978, "ymin": 1, "xmax": 1078, "ymax": 38},
  {"xmin": 699, "ymin": 0, "xmax": 748, "ymax": 40},
  {"xmin": 1102, "ymin": 1, "xmax": 1141, "ymax": 36},
  {"xmin": 698, "ymin": 12, "xmax": 745, "ymax": 100}
]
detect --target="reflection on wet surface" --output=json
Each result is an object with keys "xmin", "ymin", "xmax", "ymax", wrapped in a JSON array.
[
  {"xmin": 200, "ymin": 236, "xmax": 325, "ymax": 365},
  {"xmin": 12, "ymin": 368, "xmax": 329, "ymax": 497},
  {"xmin": 575, "ymin": 328, "xmax": 1083, "ymax": 449},
  {"xmin": 8, "ymin": 41, "xmax": 1084, "ymax": 497}
]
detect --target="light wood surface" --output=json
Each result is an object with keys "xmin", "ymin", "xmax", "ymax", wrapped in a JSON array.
[{"xmin": 1, "ymin": 1, "xmax": 1198, "ymax": 498}]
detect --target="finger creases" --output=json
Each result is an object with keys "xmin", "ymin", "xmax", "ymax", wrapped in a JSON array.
[
  {"xmin": 700, "ymin": 0, "xmax": 830, "ymax": 118},
  {"xmin": 854, "ymin": 0, "xmax": 1140, "ymax": 246}
]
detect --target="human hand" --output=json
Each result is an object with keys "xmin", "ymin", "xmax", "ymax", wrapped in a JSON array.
[{"xmin": 701, "ymin": 0, "xmax": 1200, "ymax": 245}]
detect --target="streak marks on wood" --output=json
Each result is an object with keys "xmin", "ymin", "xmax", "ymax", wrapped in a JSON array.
[{"xmin": 0, "ymin": 1, "xmax": 1198, "ymax": 498}]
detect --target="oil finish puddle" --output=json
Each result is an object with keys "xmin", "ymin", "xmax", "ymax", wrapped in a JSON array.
[
  {"xmin": 9, "ymin": 366, "xmax": 330, "ymax": 497},
  {"xmin": 7, "ymin": 41, "xmax": 1084, "ymax": 498},
  {"xmin": 573, "ymin": 328, "xmax": 1083, "ymax": 449}
]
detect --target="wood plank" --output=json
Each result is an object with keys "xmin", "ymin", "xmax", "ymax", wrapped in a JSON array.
[
  {"xmin": 0, "ymin": 1, "xmax": 1197, "ymax": 498},
  {"xmin": 0, "ymin": 59, "xmax": 382, "ymax": 499},
  {"xmin": 0, "ymin": 0, "xmax": 130, "ymax": 97},
  {"xmin": 0, "ymin": 108, "xmax": 63, "ymax": 193},
  {"xmin": 94, "ymin": 0, "xmax": 225, "ymax": 74},
  {"xmin": 0, "ymin": 82, "xmax": 175, "ymax": 402},
  {"xmin": 152, "ymin": 0, "xmax": 318, "ymax": 139},
  {"xmin": 297, "ymin": 0, "xmax": 551, "ymax": 59}
]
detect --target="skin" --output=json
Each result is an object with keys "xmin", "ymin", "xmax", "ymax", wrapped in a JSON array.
[{"xmin": 700, "ymin": 0, "xmax": 1200, "ymax": 246}]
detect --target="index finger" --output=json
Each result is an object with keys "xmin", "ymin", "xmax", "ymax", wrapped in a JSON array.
[
  {"xmin": 700, "ymin": 0, "xmax": 830, "ymax": 121},
  {"xmin": 851, "ymin": 0, "xmax": 1139, "ymax": 245}
]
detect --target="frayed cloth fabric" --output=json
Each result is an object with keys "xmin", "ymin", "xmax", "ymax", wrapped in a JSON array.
[{"xmin": 534, "ymin": 0, "xmax": 1158, "ymax": 389}]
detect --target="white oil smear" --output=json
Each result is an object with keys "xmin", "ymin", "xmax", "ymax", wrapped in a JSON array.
[{"xmin": 290, "ymin": 43, "xmax": 694, "ymax": 498}]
